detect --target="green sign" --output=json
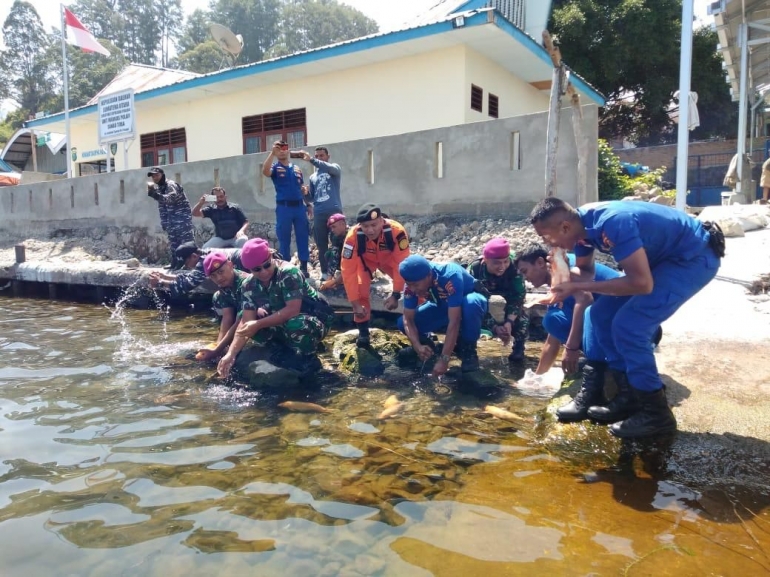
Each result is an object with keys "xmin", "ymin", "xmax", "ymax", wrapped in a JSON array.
[
  {"xmin": 36, "ymin": 133, "xmax": 50, "ymax": 147},
  {"xmin": 110, "ymin": 142, "xmax": 118, "ymax": 156},
  {"xmin": 71, "ymin": 147, "xmax": 78, "ymax": 162}
]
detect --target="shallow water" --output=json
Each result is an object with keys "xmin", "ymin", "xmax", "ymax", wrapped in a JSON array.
[{"xmin": 0, "ymin": 297, "xmax": 768, "ymax": 576}]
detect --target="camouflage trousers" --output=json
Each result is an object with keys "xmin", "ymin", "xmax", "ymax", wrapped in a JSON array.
[
  {"xmin": 324, "ymin": 246, "xmax": 341, "ymax": 277},
  {"xmin": 511, "ymin": 314, "xmax": 529, "ymax": 347},
  {"xmin": 252, "ymin": 313, "xmax": 328, "ymax": 355},
  {"xmin": 160, "ymin": 207, "xmax": 195, "ymax": 253}
]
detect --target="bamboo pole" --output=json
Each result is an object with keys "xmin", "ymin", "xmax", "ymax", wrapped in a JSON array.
[
  {"xmin": 566, "ymin": 84, "xmax": 588, "ymax": 205},
  {"xmin": 543, "ymin": 30, "xmax": 566, "ymax": 197}
]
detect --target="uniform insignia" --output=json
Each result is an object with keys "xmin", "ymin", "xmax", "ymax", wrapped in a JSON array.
[
  {"xmin": 342, "ymin": 243, "xmax": 354, "ymax": 259},
  {"xmin": 371, "ymin": 209, "xmax": 379, "ymax": 219},
  {"xmin": 396, "ymin": 231, "xmax": 409, "ymax": 250},
  {"xmin": 445, "ymin": 281, "xmax": 455, "ymax": 296},
  {"xmin": 601, "ymin": 232, "xmax": 614, "ymax": 249}
]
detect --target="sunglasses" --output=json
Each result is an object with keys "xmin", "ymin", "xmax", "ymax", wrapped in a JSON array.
[{"xmin": 250, "ymin": 259, "xmax": 273, "ymax": 273}]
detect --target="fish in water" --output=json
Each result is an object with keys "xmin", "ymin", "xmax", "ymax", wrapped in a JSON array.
[
  {"xmin": 278, "ymin": 401, "xmax": 332, "ymax": 413},
  {"xmin": 383, "ymin": 394, "xmax": 399, "ymax": 408},
  {"xmin": 538, "ymin": 247, "xmax": 571, "ymax": 305},
  {"xmin": 195, "ymin": 342, "xmax": 220, "ymax": 361},
  {"xmin": 484, "ymin": 405, "xmax": 526, "ymax": 423},
  {"xmin": 378, "ymin": 402, "xmax": 404, "ymax": 420}
]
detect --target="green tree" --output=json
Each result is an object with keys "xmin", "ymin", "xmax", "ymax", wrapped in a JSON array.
[
  {"xmin": 268, "ymin": 0, "xmax": 378, "ymax": 57},
  {"xmin": 114, "ymin": 0, "xmax": 160, "ymax": 64},
  {"xmin": 0, "ymin": 1, "xmax": 57, "ymax": 115},
  {"xmin": 175, "ymin": 40, "xmax": 223, "ymax": 73},
  {"xmin": 209, "ymin": 0, "xmax": 282, "ymax": 64},
  {"xmin": 157, "ymin": 0, "xmax": 183, "ymax": 67},
  {"xmin": 177, "ymin": 8, "xmax": 211, "ymax": 54},
  {"xmin": 69, "ymin": 0, "xmax": 122, "ymax": 41}
]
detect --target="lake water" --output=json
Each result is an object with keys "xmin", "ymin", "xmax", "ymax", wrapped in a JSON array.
[{"xmin": 0, "ymin": 296, "xmax": 768, "ymax": 576}]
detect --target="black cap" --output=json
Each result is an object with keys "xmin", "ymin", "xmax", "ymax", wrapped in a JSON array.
[
  {"xmin": 356, "ymin": 203, "xmax": 382, "ymax": 223},
  {"xmin": 147, "ymin": 167, "xmax": 164, "ymax": 176},
  {"xmin": 174, "ymin": 241, "xmax": 200, "ymax": 260}
]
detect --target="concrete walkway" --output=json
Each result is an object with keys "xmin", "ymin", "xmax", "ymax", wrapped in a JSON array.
[{"xmin": 656, "ymin": 227, "xmax": 770, "ymax": 444}]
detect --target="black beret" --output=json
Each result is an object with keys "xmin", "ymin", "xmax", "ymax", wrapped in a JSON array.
[
  {"xmin": 356, "ymin": 203, "xmax": 382, "ymax": 223},
  {"xmin": 174, "ymin": 241, "xmax": 200, "ymax": 260}
]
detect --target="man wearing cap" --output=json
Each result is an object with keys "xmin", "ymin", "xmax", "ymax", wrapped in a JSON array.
[
  {"xmin": 467, "ymin": 237, "xmax": 529, "ymax": 363},
  {"xmin": 192, "ymin": 187, "xmax": 250, "ymax": 249},
  {"xmin": 196, "ymin": 251, "xmax": 254, "ymax": 362},
  {"xmin": 148, "ymin": 241, "xmax": 248, "ymax": 298},
  {"xmin": 397, "ymin": 255, "xmax": 488, "ymax": 376},
  {"xmin": 217, "ymin": 238, "xmax": 336, "ymax": 378},
  {"xmin": 298, "ymin": 147, "xmax": 343, "ymax": 279},
  {"xmin": 318, "ymin": 213, "xmax": 348, "ymax": 291},
  {"xmin": 262, "ymin": 141, "xmax": 311, "ymax": 276},
  {"xmin": 146, "ymin": 167, "xmax": 194, "ymax": 267},
  {"xmin": 340, "ymin": 203, "xmax": 411, "ymax": 347}
]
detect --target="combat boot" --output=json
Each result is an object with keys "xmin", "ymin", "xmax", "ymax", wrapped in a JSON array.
[
  {"xmin": 556, "ymin": 361, "xmax": 606, "ymax": 422},
  {"xmin": 508, "ymin": 340, "xmax": 525, "ymax": 363},
  {"xmin": 355, "ymin": 321, "xmax": 370, "ymax": 348},
  {"xmin": 587, "ymin": 369, "xmax": 638, "ymax": 423},
  {"xmin": 459, "ymin": 341, "xmax": 480, "ymax": 373},
  {"xmin": 299, "ymin": 261, "xmax": 309, "ymax": 277},
  {"xmin": 610, "ymin": 388, "xmax": 677, "ymax": 438}
]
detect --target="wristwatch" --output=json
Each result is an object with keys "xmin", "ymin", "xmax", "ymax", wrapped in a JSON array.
[{"xmin": 439, "ymin": 354, "xmax": 451, "ymax": 363}]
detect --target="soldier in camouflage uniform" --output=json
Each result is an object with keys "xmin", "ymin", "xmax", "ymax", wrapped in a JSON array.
[
  {"xmin": 148, "ymin": 242, "xmax": 248, "ymax": 299},
  {"xmin": 467, "ymin": 237, "xmax": 529, "ymax": 362},
  {"xmin": 146, "ymin": 167, "xmax": 194, "ymax": 266},
  {"xmin": 319, "ymin": 213, "xmax": 348, "ymax": 291},
  {"xmin": 196, "ymin": 251, "xmax": 254, "ymax": 362},
  {"xmin": 217, "ymin": 239, "xmax": 334, "ymax": 378}
]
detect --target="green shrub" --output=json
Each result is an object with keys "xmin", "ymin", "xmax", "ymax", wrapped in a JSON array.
[{"xmin": 597, "ymin": 139, "xmax": 667, "ymax": 200}]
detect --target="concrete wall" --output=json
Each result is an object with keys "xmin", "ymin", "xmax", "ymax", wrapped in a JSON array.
[{"xmin": 1, "ymin": 106, "xmax": 598, "ymax": 260}]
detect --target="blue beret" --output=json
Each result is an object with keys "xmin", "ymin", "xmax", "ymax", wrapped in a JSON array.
[{"xmin": 399, "ymin": 255, "xmax": 432, "ymax": 282}]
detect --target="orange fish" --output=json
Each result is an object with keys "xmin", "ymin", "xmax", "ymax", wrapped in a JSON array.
[
  {"xmin": 538, "ymin": 248, "xmax": 571, "ymax": 305},
  {"xmin": 378, "ymin": 402, "xmax": 404, "ymax": 420},
  {"xmin": 383, "ymin": 395, "xmax": 399, "ymax": 408},
  {"xmin": 278, "ymin": 401, "xmax": 332, "ymax": 413},
  {"xmin": 484, "ymin": 405, "xmax": 526, "ymax": 423}
]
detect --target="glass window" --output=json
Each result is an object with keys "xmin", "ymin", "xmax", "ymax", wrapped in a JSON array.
[
  {"xmin": 157, "ymin": 150, "xmax": 169, "ymax": 165},
  {"xmin": 172, "ymin": 146, "xmax": 186, "ymax": 164},
  {"xmin": 141, "ymin": 151, "xmax": 154, "ymax": 167},
  {"xmin": 244, "ymin": 136, "xmax": 261, "ymax": 154},
  {"xmin": 287, "ymin": 130, "xmax": 305, "ymax": 148}
]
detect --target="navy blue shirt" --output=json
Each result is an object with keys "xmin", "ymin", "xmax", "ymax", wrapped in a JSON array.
[
  {"xmin": 573, "ymin": 201, "xmax": 710, "ymax": 267},
  {"xmin": 270, "ymin": 162, "xmax": 304, "ymax": 202},
  {"xmin": 404, "ymin": 262, "xmax": 476, "ymax": 310}
]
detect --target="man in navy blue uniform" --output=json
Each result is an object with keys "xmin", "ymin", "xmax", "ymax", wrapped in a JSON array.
[
  {"xmin": 529, "ymin": 198, "xmax": 724, "ymax": 438},
  {"xmin": 146, "ymin": 167, "xmax": 194, "ymax": 267},
  {"xmin": 262, "ymin": 140, "xmax": 311, "ymax": 276},
  {"xmin": 397, "ymin": 255, "xmax": 488, "ymax": 376}
]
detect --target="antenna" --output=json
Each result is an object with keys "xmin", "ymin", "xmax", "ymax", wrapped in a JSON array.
[{"xmin": 209, "ymin": 23, "xmax": 244, "ymax": 70}]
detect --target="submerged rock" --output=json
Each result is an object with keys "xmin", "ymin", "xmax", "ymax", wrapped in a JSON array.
[
  {"xmin": 334, "ymin": 329, "xmax": 412, "ymax": 376},
  {"xmin": 247, "ymin": 360, "xmax": 302, "ymax": 389}
]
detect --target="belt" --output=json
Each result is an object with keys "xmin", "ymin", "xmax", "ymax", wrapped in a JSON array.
[{"xmin": 276, "ymin": 200, "xmax": 303, "ymax": 207}]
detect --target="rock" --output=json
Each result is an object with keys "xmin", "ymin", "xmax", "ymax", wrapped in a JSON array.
[
  {"xmin": 333, "ymin": 329, "xmax": 411, "ymax": 375},
  {"xmin": 122, "ymin": 258, "xmax": 141, "ymax": 268},
  {"xmin": 425, "ymin": 224, "xmax": 447, "ymax": 242},
  {"xmin": 340, "ymin": 347, "xmax": 384, "ymax": 376},
  {"xmin": 458, "ymin": 369, "xmax": 504, "ymax": 392},
  {"xmin": 650, "ymin": 195, "xmax": 674, "ymax": 206},
  {"xmin": 247, "ymin": 360, "xmax": 302, "ymax": 389},
  {"xmin": 488, "ymin": 295, "xmax": 506, "ymax": 324},
  {"xmin": 622, "ymin": 195, "xmax": 645, "ymax": 202}
]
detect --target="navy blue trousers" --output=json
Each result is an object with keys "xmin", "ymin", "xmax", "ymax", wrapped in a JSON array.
[
  {"xmin": 397, "ymin": 293, "xmax": 488, "ymax": 343},
  {"xmin": 276, "ymin": 204, "xmax": 310, "ymax": 262}
]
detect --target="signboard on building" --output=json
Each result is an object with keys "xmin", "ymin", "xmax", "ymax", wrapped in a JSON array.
[{"xmin": 97, "ymin": 89, "xmax": 135, "ymax": 144}]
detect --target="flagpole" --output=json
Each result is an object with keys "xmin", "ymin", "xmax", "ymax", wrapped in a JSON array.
[{"xmin": 60, "ymin": 4, "xmax": 72, "ymax": 179}]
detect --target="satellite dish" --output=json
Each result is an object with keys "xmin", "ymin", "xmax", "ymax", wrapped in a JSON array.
[{"xmin": 209, "ymin": 23, "xmax": 244, "ymax": 69}]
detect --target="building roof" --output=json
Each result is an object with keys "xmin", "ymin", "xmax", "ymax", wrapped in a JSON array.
[
  {"xmin": 0, "ymin": 128, "xmax": 67, "ymax": 171},
  {"xmin": 86, "ymin": 64, "xmax": 202, "ymax": 106},
  {"xmin": 27, "ymin": 7, "xmax": 604, "ymax": 133}
]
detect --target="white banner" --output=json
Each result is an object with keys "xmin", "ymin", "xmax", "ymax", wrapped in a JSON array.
[{"xmin": 97, "ymin": 89, "xmax": 135, "ymax": 144}]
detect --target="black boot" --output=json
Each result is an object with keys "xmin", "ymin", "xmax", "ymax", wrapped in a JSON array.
[
  {"xmin": 459, "ymin": 341, "xmax": 480, "ymax": 373},
  {"xmin": 587, "ymin": 369, "xmax": 638, "ymax": 423},
  {"xmin": 556, "ymin": 361, "xmax": 606, "ymax": 422},
  {"xmin": 299, "ymin": 261, "xmax": 309, "ymax": 277},
  {"xmin": 355, "ymin": 322, "xmax": 370, "ymax": 348},
  {"xmin": 508, "ymin": 340, "xmax": 525, "ymax": 363},
  {"xmin": 610, "ymin": 388, "xmax": 677, "ymax": 438}
]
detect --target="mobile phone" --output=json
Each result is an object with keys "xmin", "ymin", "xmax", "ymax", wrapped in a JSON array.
[
  {"xmin": 205, "ymin": 195, "xmax": 217, "ymax": 202},
  {"xmin": 290, "ymin": 151, "xmax": 304, "ymax": 159}
]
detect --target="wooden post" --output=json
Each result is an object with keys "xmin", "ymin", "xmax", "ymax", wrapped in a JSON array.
[
  {"xmin": 14, "ymin": 244, "xmax": 25, "ymax": 263},
  {"xmin": 567, "ymin": 84, "xmax": 588, "ymax": 206},
  {"xmin": 543, "ymin": 30, "xmax": 566, "ymax": 197},
  {"xmin": 28, "ymin": 115, "xmax": 38, "ymax": 173}
]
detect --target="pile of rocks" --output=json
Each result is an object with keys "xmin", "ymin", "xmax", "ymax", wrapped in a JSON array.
[{"xmin": 620, "ymin": 183, "xmax": 675, "ymax": 206}]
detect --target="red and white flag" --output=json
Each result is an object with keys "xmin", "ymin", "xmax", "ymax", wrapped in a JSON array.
[{"xmin": 63, "ymin": 7, "xmax": 110, "ymax": 57}]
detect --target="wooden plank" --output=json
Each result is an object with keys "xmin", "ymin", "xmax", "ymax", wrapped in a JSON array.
[{"xmin": 530, "ymin": 80, "xmax": 552, "ymax": 90}]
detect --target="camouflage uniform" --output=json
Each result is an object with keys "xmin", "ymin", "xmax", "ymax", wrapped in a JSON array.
[
  {"xmin": 147, "ymin": 178, "xmax": 194, "ymax": 257},
  {"xmin": 324, "ymin": 231, "xmax": 345, "ymax": 278},
  {"xmin": 241, "ymin": 263, "xmax": 334, "ymax": 355},
  {"xmin": 212, "ymin": 270, "xmax": 250, "ymax": 317},
  {"xmin": 169, "ymin": 249, "xmax": 248, "ymax": 298},
  {"xmin": 467, "ymin": 256, "xmax": 529, "ymax": 346}
]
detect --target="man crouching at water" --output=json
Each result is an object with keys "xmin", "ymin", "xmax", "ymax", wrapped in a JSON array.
[
  {"xmin": 217, "ymin": 238, "xmax": 335, "ymax": 378},
  {"xmin": 397, "ymin": 254, "xmax": 488, "ymax": 376},
  {"xmin": 196, "ymin": 251, "xmax": 253, "ymax": 362},
  {"xmin": 529, "ymin": 197, "xmax": 724, "ymax": 438}
]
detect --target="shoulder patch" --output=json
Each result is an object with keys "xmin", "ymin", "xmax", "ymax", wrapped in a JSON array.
[
  {"xmin": 396, "ymin": 231, "xmax": 409, "ymax": 251},
  {"xmin": 342, "ymin": 243, "xmax": 354, "ymax": 259}
]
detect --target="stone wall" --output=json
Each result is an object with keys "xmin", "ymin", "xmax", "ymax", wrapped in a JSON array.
[{"xmin": 0, "ymin": 106, "xmax": 598, "ymax": 261}]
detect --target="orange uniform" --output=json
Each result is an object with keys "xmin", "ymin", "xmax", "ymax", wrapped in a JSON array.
[{"xmin": 340, "ymin": 218, "xmax": 411, "ymax": 322}]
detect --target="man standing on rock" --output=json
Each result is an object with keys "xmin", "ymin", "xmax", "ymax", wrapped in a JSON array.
[
  {"xmin": 397, "ymin": 254, "xmax": 488, "ymax": 376},
  {"xmin": 529, "ymin": 198, "xmax": 724, "ymax": 438},
  {"xmin": 192, "ymin": 187, "xmax": 249, "ymax": 249},
  {"xmin": 299, "ymin": 147, "xmax": 342, "ymax": 279},
  {"xmin": 146, "ymin": 167, "xmax": 194, "ymax": 267},
  {"xmin": 341, "ymin": 203, "xmax": 411, "ymax": 347},
  {"xmin": 217, "ymin": 238, "xmax": 335, "ymax": 378},
  {"xmin": 467, "ymin": 238, "xmax": 529, "ymax": 363},
  {"xmin": 262, "ymin": 141, "xmax": 310, "ymax": 276}
]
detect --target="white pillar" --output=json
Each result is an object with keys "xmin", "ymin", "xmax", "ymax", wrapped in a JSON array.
[
  {"xmin": 736, "ymin": 22, "xmax": 750, "ymax": 194},
  {"xmin": 675, "ymin": 0, "xmax": 695, "ymax": 212}
]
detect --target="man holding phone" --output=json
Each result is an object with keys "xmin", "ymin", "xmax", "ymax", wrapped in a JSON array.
[
  {"xmin": 262, "ymin": 141, "xmax": 310, "ymax": 276},
  {"xmin": 192, "ymin": 186, "xmax": 249, "ymax": 249}
]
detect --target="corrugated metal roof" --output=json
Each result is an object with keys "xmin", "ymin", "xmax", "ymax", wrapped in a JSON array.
[{"xmin": 86, "ymin": 64, "xmax": 201, "ymax": 105}]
